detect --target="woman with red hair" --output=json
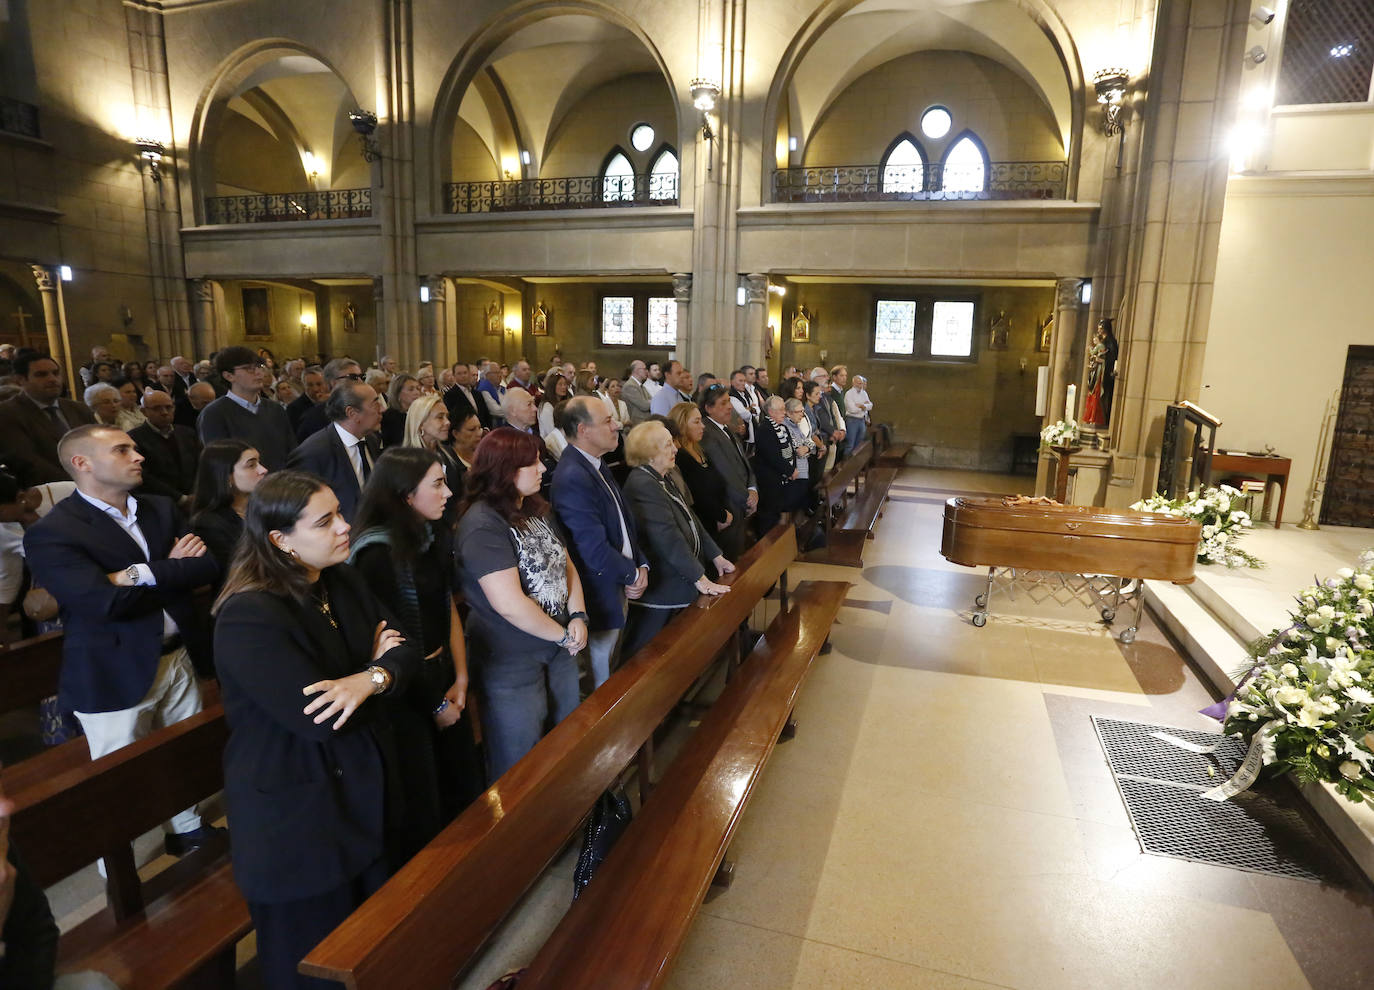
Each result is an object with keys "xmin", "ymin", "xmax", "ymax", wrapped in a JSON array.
[{"xmin": 455, "ymin": 428, "xmax": 587, "ymax": 779}]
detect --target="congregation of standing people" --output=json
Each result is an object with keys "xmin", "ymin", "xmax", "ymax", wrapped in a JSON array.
[{"xmin": 0, "ymin": 341, "xmax": 877, "ymax": 989}]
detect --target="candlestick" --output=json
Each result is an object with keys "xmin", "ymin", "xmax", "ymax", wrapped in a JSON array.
[{"xmin": 1066, "ymin": 383, "xmax": 1077, "ymax": 420}]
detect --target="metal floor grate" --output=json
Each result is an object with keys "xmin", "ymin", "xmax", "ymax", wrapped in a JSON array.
[{"xmin": 1093, "ymin": 717, "xmax": 1345, "ymax": 883}]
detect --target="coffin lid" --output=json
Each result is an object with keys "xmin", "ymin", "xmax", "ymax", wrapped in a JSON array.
[{"xmin": 943, "ymin": 496, "xmax": 1202, "ymax": 545}]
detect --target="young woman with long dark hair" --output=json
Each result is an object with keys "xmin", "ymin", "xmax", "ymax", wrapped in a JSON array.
[
  {"xmin": 350, "ymin": 448, "xmax": 484, "ymax": 861},
  {"xmin": 212, "ymin": 471, "xmax": 417, "ymax": 990},
  {"xmin": 190, "ymin": 440, "xmax": 269, "ymax": 574}
]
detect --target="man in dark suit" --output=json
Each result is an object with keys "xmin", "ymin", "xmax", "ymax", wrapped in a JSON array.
[
  {"xmin": 550, "ymin": 396, "xmax": 649, "ymax": 688},
  {"xmin": 169, "ymin": 356, "xmax": 196, "ymax": 399},
  {"xmin": 131, "ymin": 388, "xmax": 201, "ymax": 503},
  {"xmin": 285, "ymin": 380, "xmax": 382, "ymax": 523},
  {"xmin": 444, "ymin": 360, "xmax": 488, "ymax": 429},
  {"xmin": 175, "ymin": 381, "xmax": 216, "ymax": 430},
  {"xmin": 286, "ymin": 366, "xmax": 328, "ymax": 430},
  {"xmin": 23, "ymin": 423, "xmax": 221, "ymax": 855},
  {"xmin": 0, "ymin": 352, "xmax": 96, "ymax": 487},
  {"xmin": 295, "ymin": 357, "xmax": 364, "ymax": 442},
  {"xmin": 698, "ymin": 385, "xmax": 757, "ymax": 559}
]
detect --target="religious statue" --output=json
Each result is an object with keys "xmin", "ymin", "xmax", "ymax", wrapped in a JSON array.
[
  {"xmin": 342, "ymin": 301, "xmax": 357, "ymax": 332},
  {"xmin": 1037, "ymin": 312, "xmax": 1053, "ymax": 352},
  {"xmin": 988, "ymin": 311, "xmax": 1010, "ymax": 350},
  {"xmin": 1082, "ymin": 317, "xmax": 1119, "ymax": 428}
]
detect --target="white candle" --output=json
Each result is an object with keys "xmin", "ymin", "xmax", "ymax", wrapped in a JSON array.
[{"xmin": 1066, "ymin": 384, "xmax": 1076, "ymax": 420}]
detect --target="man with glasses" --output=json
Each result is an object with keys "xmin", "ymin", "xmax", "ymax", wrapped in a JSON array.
[
  {"xmin": 197, "ymin": 346, "xmax": 295, "ymax": 469},
  {"xmin": 294, "ymin": 357, "xmax": 365, "ymax": 442}
]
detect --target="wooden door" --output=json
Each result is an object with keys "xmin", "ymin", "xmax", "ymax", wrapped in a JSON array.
[{"xmin": 1321, "ymin": 345, "xmax": 1374, "ymax": 527}]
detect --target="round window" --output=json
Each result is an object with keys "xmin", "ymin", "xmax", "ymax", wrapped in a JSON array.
[
  {"xmin": 630, "ymin": 124, "xmax": 656, "ymax": 152},
  {"xmin": 921, "ymin": 106, "xmax": 952, "ymax": 140}
]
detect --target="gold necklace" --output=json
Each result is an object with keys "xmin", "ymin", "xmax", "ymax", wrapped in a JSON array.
[{"xmin": 317, "ymin": 586, "xmax": 339, "ymax": 629}]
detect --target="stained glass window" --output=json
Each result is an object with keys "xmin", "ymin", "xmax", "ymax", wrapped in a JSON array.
[
  {"xmin": 649, "ymin": 149, "xmax": 679, "ymax": 201},
  {"xmin": 602, "ymin": 152, "xmax": 634, "ymax": 202},
  {"xmin": 881, "ymin": 139, "xmax": 924, "ymax": 194},
  {"xmin": 931, "ymin": 300, "xmax": 975, "ymax": 356},
  {"xmin": 631, "ymin": 124, "xmax": 656, "ymax": 151},
  {"xmin": 942, "ymin": 137, "xmax": 986, "ymax": 194},
  {"xmin": 601, "ymin": 296, "xmax": 635, "ymax": 345},
  {"xmin": 874, "ymin": 299, "xmax": 916, "ymax": 355},
  {"xmin": 647, "ymin": 297, "xmax": 677, "ymax": 346}
]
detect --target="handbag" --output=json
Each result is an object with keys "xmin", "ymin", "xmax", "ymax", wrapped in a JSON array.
[{"xmin": 572, "ymin": 788, "xmax": 632, "ymax": 899}]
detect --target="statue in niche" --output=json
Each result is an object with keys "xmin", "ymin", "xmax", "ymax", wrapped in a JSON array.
[
  {"xmin": 342, "ymin": 301, "xmax": 357, "ymax": 333},
  {"xmin": 1037, "ymin": 312, "xmax": 1053, "ymax": 352},
  {"xmin": 1082, "ymin": 318, "xmax": 1119, "ymax": 428},
  {"xmin": 988, "ymin": 311, "xmax": 1010, "ymax": 350}
]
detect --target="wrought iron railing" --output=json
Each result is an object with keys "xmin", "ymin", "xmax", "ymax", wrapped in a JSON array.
[
  {"xmin": 443, "ymin": 172, "xmax": 679, "ymax": 213},
  {"xmin": 203, "ymin": 188, "xmax": 372, "ymax": 224},
  {"xmin": 0, "ymin": 98, "xmax": 40, "ymax": 140},
  {"xmin": 771, "ymin": 161, "xmax": 1068, "ymax": 203}
]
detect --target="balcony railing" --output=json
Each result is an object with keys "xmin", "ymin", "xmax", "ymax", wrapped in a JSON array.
[
  {"xmin": 443, "ymin": 173, "xmax": 679, "ymax": 214},
  {"xmin": 203, "ymin": 188, "xmax": 372, "ymax": 224},
  {"xmin": 0, "ymin": 98, "xmax": 40, "ymax": 140},
  {"xmin": 772, "ymin": 161, "xmax": 1068, "ymax": 203}
]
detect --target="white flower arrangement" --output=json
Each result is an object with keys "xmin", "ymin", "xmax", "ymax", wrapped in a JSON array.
[
  {"xmin": 1131, "ymin": 485, "xmax": 1261, "ymax": 569},
  {"xmin": 1222, "ymin": 549, "xmax": 1374, "ymax": 804},
  {"xmin": 1039, "ymin": 418, "xmax": 1078, "ymax": 449}
]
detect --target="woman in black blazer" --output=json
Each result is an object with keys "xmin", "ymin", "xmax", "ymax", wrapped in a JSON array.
[
  {"xmin": 752, "ymin": 395, "xmax": 809, "ymax": 533},
  {"xmin": 668, "ymin": 403, "xmax": 734, "ymax": 538},
  {"xmin": 620, "ymin": 422, "xmax": 733, "ymax": 657},
  {"xmin": 213, "ymin": 471, "xmax": 418, "ymax": 990},
  {"xmin": 189, "ymin": 440, "xmax": 269, "ymax": 579}
]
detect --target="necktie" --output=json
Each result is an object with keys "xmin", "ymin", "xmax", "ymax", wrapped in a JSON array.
[
  {"xmin": 44, "ymin": 406, "xmax": 64, "ymax": 432},
  {"xmin": 359, "ymin": 440, "xmax": 372, "ymax": 481}
]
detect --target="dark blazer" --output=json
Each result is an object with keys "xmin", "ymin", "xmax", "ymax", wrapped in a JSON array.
[
  {"xmin": 214, "ymin": 563, "xmax": 418, "ymax": 903},
  {"xmin": 622, "ymin": 466, "xmax": 722, "ymax": 607},
  {"xmin": 0, "ymin": 394, "xmax": 96, "ymax": 487},
  {"xmin": 549, "ymin": 446, "xmax": 648, "ymax": 631},
  {"xmin": 173, "ymin": 395, "xmax": 199, "ymax": 431},
  {"xmin": 380, "ymin": 407, "xmax": 407, "ymax": 449},
  {"xmin": 23, "ymin": 492, "xmax": 219, "ymax": 712},
  {"xmin": 286, "ymin": 392, "xmax": 317, "ymax": 430},
  {"xmin": 285, "ymin": 424, "xmax": 382, "ymax": 523},
  {"xmin": 753, "ymin": 416, "xmax": 798, "ymax": 506},
  {"xmin": 191, "ymin": 505, "xmax": 243, "ymax": 583},
  {"xmin": 443, "ymin": 384, "xmax": 487, "ymax": 430},
  {"xmin": 698, "ymin": 417, "xmax": 755, "ymax": 517},
  {"xmin": 676, "ymin": 448, "xmax": 731, "ymax": 531},
  {"xmin": 294, "ymin": 401, "xmax": 330, "ymax": 443},
  {"xmin": 130, "ymin": 422, "xmax": 201, "ymax": 499}
]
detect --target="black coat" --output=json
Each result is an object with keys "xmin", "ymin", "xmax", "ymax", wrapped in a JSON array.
[
  {"xmin": 380, "ymin": 407, "xmax": 407, "ymax": 449},
  {"xmin": 130, "ymin": 422, "xmax": 202, "ymax": 499},
  {"xmin": 753, "ymin": 417, "xmax": 800, "ymax": 509},
  {"xmin": 286, "ymin": 392, "xmax": 317, "ymax": 430},
  {"xmin": 191, "ymin": 505, "xmax": 243, "ymax": 583},
  {"xmin": 676, "ymin": 447, "xmax": 731, "ymax": 532},
  {"xmin": 285, "ymin": 424, "xmax": 383, "ymax": 523},
  {"xmin": 621, "ymin": 466, "xmax": 722, "ymax": 607},
  {"xmin": 443, "ymin": 384, "xmax": 488, "ymax": 430},
  {"xmin": 213, "ymin": 563, "xmax": 419, "ymax": 903}
]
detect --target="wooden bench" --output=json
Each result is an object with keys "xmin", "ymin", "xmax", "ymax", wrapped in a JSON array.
[
  {"xmin": 518, "ymin": 579, "xmax": 849, "ymax": 989},
  {"xmin": 0, "ymin": 630, "xmax": 64, "ymax": 716},
  {"xmin": 802, "ymin": 441, "xmax": 873, "ymax": 566},
  {"xmin": 4, "ymin": 704, "xmax": 249, "ymax": 988},
  {"xmin": 299, "ymin": 524, "xmax": 801, "ymax": 990},
  {"xmin": 871, "ymin": 422, "xmax": 912, "ymax": 466},
  {"xmin": 839, "ymin": 464, "xmax": 898, "ymax": 542}
]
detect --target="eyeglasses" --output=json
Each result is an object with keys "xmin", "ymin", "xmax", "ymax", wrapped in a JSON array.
[
  {"xmin": 339, "ymin": 373, "xmax": 365, "ymax": 381},
  {"xmin": 703, "ymin": 383, "xmax": 728, "ymax": 396}
]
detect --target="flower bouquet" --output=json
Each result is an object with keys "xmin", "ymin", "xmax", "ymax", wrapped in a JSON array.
[
  {"xmin": 1039, "ymin": 418, "xmax": 1078, "ymax": 451},
  {"xmin": 1217, "ymin": 550, "xmax": 1374, "ymax": 804},
  {"xmin": 1131, "ymin": 485, "xmax": 1261, "ymax": 568}
]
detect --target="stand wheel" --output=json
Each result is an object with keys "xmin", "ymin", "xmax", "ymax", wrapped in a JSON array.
[
  {"xmin": 974, "ymin": 593, "xmax": 987, "ymax": 608},
  {"xmin": 1120, "ymin": 627, "xmax": 1136, "ymax": 645},
  {"xmin": 1101, "ymin": 608, "xmax": 1116, "ymax": 624},
  {"xmin": 971, "ymin": 612, "xmax": 988, "ymax": 628}
]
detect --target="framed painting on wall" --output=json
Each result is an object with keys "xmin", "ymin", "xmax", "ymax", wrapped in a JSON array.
[
  {"xmin": 531, "ymin": 301, "xmax": 549, "ymax": 336},
  {"xmin": 485, "ymin": 300, "xmax": 504, "ymax": 336},
  {"xmin": 242, "ymin": 287, "xmax": 271, "ymax": 338},
  {"xmin": 791, "ymin": 307, "xmax": 813, "ymax": 343}
]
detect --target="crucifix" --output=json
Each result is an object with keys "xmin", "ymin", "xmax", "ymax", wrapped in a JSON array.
[{"xmin": 9, "ymin": 306, "xmax": 35, "ymax": 348}]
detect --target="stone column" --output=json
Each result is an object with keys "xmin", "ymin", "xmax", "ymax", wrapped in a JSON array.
[
  {"xmin": 1036, "ymin": 278, "xmax": 1087, "ymax": 496},
  {"xmin": 30, "ymin": 266, "xmax": 63, "ymax": 369},
  {"xmin": 376, "ymin": 0, "xmax": 421, "ymax": 374},
  {"xmin": 742, "ymin": 273, "xmax": 768, "ymax": 370},
  {"xmin": 188, "ymin": 278, "xmax": 216, "ymax": 357},
  {"xmin": 372, "ymin": 277, "xmax": 386, "ymax": 366},
  {"xmin": 672, "ymin": 273, "xmax": 692, "ymax": 358},
  {"xmin": 420, "ymin": 275, "xmax": 448, "ymax": 369}
]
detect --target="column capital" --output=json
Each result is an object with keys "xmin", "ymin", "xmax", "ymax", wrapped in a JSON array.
[
  {"xmin": 420, "ymin": 275, "xmax": 447, "ymax": 302},
  {"xmin": 30, "ymin": 265, "xmax": 56, "ymax": 292},
  {"xmin": 188, "ymin": 277, "xmax": 214, "ymax": 302},
  {"xmin": 744, "ymin": 273, "xmax": 768, "ymax": 305},
  {"xmin": 671, "ymin": 273, "xmax": 692, "ymax": 302},
  {"xmin": 1055, "ymin": 277, "xmax": 1084, "ymax": 312}
]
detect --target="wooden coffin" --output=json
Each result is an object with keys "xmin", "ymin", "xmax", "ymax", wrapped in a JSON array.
[{"xmin": 940, "ymin": 497, "xmax": 1200, "ymax": 583}]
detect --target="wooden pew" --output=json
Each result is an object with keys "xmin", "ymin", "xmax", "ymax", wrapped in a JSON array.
[
  {"xmin": 839, "ymin": 463, "xmax": 898, "ymax": 542},
  {"xmin": 299, "ymin": 524, "xmax": 800, "ymax": 990},
  {"xmin": 802, "ymin": 440, "xmax": 873, "ymax": 566},
  {"xmin": 871, "ymin": 422, "xmax": 912, "ymax": 466},
  {"xmin": 0, "ymin": 630, "xmax": 64, "ymax": 716},
  {"xmin": 517, "ymin": 579, "xmax": 850, "ymax": 989},
  {"xmin": 3, "ymin": 704, "xmax": 250, "ymax": 988}
]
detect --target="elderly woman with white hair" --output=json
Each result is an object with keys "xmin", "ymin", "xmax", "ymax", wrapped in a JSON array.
[
  {"xmin": 618, "ymin": 421, "xmax": 734, "ymax": 658},
  {"xmin": 83, "ymin": 382, "xmax": 124, "ymax": 428},
  {"xmin": 844, "ymin": 373, "xmax": 873, "ymax": 452}
]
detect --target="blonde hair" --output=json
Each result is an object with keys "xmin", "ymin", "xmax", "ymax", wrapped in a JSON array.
[
  {"xmin": 667, "ymin": 401, "xmax": 703, "ymax": 462},
  {"xmin": 624, "ymin": 421, "xmax": 668, "ymax": 467},
  {"xmin": 403, "ymin": 392, "xmax": 446, "ymax": 447}
]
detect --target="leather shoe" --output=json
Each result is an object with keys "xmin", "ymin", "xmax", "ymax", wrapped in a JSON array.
[{"xmin": 164, "ymin": 824, "xmax": 229, "ymax": 857}]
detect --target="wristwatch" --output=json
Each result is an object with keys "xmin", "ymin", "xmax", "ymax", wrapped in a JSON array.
[
  {"xmin": 367, "ymin": 665, "xmax": 393, "ymax": 695},
  {"xmin": 568, "ymin": 611, "xmax": 589, "ymax": 624},
  {"xmin": 125, "ymin": 564, "xmax": 140, "ymax": 586}
]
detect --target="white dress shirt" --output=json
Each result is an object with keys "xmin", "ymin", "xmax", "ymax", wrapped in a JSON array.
[
  {"xmin": 77, "ymin": 490, "xmax": 178, "ymax": 639},
  {"xmin": 333, "ymin": 421, "xmax": 372, "ymax": 487},
  {"xmin": 573, "ymin": 445, "xmax": 632, "ymax": 559}
]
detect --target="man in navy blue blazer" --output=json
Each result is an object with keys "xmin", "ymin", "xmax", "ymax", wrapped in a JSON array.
[
  {"xmin": 285, "ymin": 380, "xmax": 383, "ymax": 522},
  {"xmin": 550, "ymin": 396, "xmax": 649, "ymax": 688},
  {"xmin": 23, "ymin": 424, "xmax": 222, "ymax": 855}
]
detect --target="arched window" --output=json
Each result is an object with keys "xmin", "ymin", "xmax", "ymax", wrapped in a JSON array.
[
  {"xmin": 601, "ymin": 151, "xmax": 634, "ymax": 202},
  {"xmin": 881, "ymin": 136, "xmax": 926, "ymax": 195},
  {"xmin": 649, "ymin": 147, "xmax": 679, "ymax": 202},
  {"xmin": 941, "ymin": 134, "xmax": 987, "ymax": 195}
]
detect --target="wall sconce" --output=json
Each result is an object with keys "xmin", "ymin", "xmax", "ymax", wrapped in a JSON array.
[
  {"xmin": 1244, "ymin": 45, "xmax": 1267, "ymax": 66},
  {"xmin": 300, "ymin": 314, "xmax": 315, "ymax": 336},
  {"xmin": 690, "ymin": 78, "xmax": 721, "ymax": 171},
  {"xmin": 349, "ymin": 110, "xmax": 381, "ymax": 162},
  {"xmin": 301, "ymin": 151, "xmax": 321, "ymax": 182},
  {"xmin": 134, "ymin": 137, "xmax": 165, "ymax": 183},
  {"xmin": 1092, "ymin": 69, "xmax": 1130, "ymax": 136}
]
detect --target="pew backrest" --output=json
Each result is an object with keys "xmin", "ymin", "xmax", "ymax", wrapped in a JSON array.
[
  {"xmin": 0, "ymin": 630, "xmax": 64, "ymax": 715},
  {"xmin": 300, "ymin": 524, "xmax": 800, "ymax": 990}
]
